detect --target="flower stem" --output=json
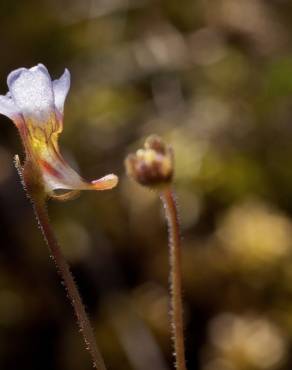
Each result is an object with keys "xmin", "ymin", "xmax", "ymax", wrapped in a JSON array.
[
  {"xmin": 160, "ymin": 188, "xmax": 187, "ymax": 370},
  {"xmin": 30, "ymin": 196, "xmax": 107, "ymax": 370}
]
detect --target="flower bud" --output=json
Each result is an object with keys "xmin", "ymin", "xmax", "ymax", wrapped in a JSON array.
[{"xmin": 125, "ymin": 135, "xmax": 174, "ymax": 188}]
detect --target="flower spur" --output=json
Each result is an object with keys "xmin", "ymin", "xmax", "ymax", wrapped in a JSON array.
[{"xmin": 0, "ymin": 63, "xmax": 118, "ymax": 200}]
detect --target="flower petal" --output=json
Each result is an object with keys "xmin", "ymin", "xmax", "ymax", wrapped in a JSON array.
[
  {"xmin": 43, "ymin": 162, "xmax": 119, "ymax": 192},
  {"xmin": 0, "ymin": 93, "xmax": 20, "ymax": 120},
  {"xmin": 43, "ymin": 162, "xmax": 119, "ymax": 194},
  {"xmin": 37, "ymin": 144, "xmax": 118, "ymax": 195},
  {"xmin": 53, "ymin": 69, "xmax": 71, "ymax": 114},
  {"xmin": 91, "ymin": 174, "xmax": 119, "ymax": 190},
  {"xmin": 7, "ymin": 64, "xmax": 55, "ymax": 124}
]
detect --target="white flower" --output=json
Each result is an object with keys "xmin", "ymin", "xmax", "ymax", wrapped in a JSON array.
[{"xmin": 0, "ymin": 64, "xmax": 118, "ymax": 199}]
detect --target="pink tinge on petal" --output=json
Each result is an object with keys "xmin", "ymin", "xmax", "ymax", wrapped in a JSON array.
[
  {"xmin": 91, "ymin": 174, "xmax": 119, "ymax": 190},
  {"xmin": 39, "ymin": 159, "xmax": 64, "ymax": 180}
]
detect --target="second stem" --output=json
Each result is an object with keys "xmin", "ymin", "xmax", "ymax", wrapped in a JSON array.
[{"xmin": 161, "ymin": 188, "xmax": 187, "ymax": 370}]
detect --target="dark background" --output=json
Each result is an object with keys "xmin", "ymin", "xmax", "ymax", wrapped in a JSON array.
[{"xmin": 1, "ymin": 0, "xmax": 292, "ymax": 369}]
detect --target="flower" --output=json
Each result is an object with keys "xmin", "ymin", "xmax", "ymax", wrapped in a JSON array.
[{"xmin": 0, "ymin": 64, "xmax": 118, "ymax": 199}]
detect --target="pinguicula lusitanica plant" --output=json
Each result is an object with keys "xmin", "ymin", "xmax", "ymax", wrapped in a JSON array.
[
  {"xmin": 125, "ymin": 135, "xmax": 187, "ymax": 370},
  {"xmin": 0, "ymin": 64, "xmax": 118, "ymax": 370}
]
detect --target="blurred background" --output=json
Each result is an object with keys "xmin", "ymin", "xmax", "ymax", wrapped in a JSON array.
[{"xmin": 2, "ymin": 0, "xmax": 292, "ymax": 369}]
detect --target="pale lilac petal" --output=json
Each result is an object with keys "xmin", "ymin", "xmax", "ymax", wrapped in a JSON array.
[
  {"xmin": 53, "ymin": 69, "xmax": 70, "ymax": 114},
  {"xmin": 7, "ymin": 68, "xmax": 27, "ymax": 87},
  {"xmin": 7, "ymin": 63, "xmax": 54, "ymax": 124},
  {"xmin": 0, "ymin": 93, "xmax": 20, "ymax": 120}
]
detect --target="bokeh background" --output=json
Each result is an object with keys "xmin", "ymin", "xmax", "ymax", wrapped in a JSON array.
[{"xmin": 2, "ymin": 0, "xmax": 292, "ymax": 369}]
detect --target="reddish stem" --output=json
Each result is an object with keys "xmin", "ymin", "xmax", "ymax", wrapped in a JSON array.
[
  {"xmin": 32, "ymin": 198, "xmax": 107, "ymax": 370},
  {"xmin": 160, "ymin": 188, "xmax": 187, "ymax": 370}
]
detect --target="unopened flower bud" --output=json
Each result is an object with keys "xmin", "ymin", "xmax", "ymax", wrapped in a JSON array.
[{"xmin": 125, "ymin": 135, "xmax": 174, "ymax": 188}]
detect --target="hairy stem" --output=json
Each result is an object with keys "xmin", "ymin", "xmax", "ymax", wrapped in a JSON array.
[
  {"xmin": 31, "ymin": 196, "xmax": 107, "ymax": 370},
  {"xmin": 160, "ymin": 188, "xmax": 187, "ymax": 370}
]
